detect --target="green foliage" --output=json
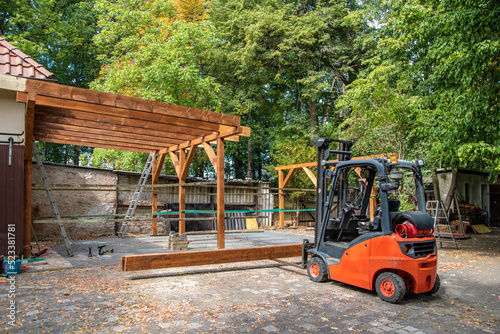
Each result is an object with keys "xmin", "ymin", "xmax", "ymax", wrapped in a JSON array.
[
  {"xmin": 2, "ymin": 0, "xmax": 100, "ymax": 165},
  {"xmin": 92, "ymin": 0, "xmax": 220, "ymax": 110},
  {"xmin": 1, "ymin": 0, "xmax": 100, "ymax": 88},
  {"xmin": 35, "ymin": 142, "xmax": 93, "ymax": 166},
  {"xmin": 336, "ymin": 64, "xmax": 418, "ymax": 159},
  {"xmin": 338, "ymin": 0, "xmax": 500, "ymax": 175},
  {"xmin": 91, "ymin": 149, "xmax": 148, "ymax": 171},
  {"xmin": 8, "ymin": 0, "xmax": 497, "ymax": 182},
  {"xmin": 207, "ymin": 0, "xmax": 373, "ymax": 181}
]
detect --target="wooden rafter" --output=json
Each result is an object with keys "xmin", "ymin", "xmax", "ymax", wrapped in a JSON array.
[
  {"xmin": 23, "ymin": 80, "xmax": 240, "ymax": 126},
  {"xmin": 16, "ymin": 80, "xmax": 250, "ymax": 154}
]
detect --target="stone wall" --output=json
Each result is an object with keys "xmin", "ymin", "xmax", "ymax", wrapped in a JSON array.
[
  {"xmin": 32, "ymin": 162, "xmax": 270, "ymax": 241},
  {"xmin": 32, "ymin": 163, "xmax": 118, "ymax": 240}
]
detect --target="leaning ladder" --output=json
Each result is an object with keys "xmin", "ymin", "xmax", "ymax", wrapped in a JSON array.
[
  {"xmin": 118, "ymin": 151, "xmax": 155, "ymax": 238},
  {"xmin": 426, "ymin": 200, "xmax": 458, "ymax": 249},
  {"xmin": 33, "ymin": 141, "xmax": 74, "ymax": 256}
]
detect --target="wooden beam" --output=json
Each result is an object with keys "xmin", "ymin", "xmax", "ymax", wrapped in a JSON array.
[
  {"xmin": 279, "ymin": 170, "xmax": 285, "ymax": 228},
  {"xmin": 35, "ymin": 119, "xmax": 185, "ymax": 146},
  {"xmin": 168, "ymin": 152, "xmax": 180, "ymax": 177},
  {"xmin": 202, "ymin": 142, "xmax": 217, "ymax": 171},
  {"xmin": 180, "ymin": 145, "xmax": 198, "ymax": 180},
  {"xmin": 34, "ymin": 106, "xmax": 209, "ymax": 141},
  {"xmin": 121, "ymin": 244, "xmax": 303, "ymax": 271},
  {"xmin": 34, "ymin": 133, "xmax": 157, "ymax": 152},
  {"xmin": 221, "ymin": 125, "xmax": 251, "ymax": 142},
  {"xmin": 151, "ymin": 152, "xmax": 165, "ymax": 235},
  {"xmin": 23, "ymin": 80, "xmax": 241, "ymax": 127},
  {"xmin": 159, "ymin": 127, "xmax": 242, "ymax": 155},
  {"xmin": 370, "ymin": 186, "xmax": 377, "ymax": 220},
  {"xmin": 34, "ymin": 136, "xmax": 152, "ymax": 153},
  {"xmin": 34, "ymin": 126, "xmax": 178, "ymax": 149},
  {"xmin": 302, "ymin": 167, "xmax": 317, "ymax": 187},
  {"xmin": 23, "ymin": 93, "xmax": 36, "ymax": 258},
  {"xmin": 274, "ymin": 154, "xmax": 390, "ymax": 171},
  {"xmin": 219, "ymin": 125, "xmax": 251, "ymax": 137},
  {"xmin": 178, "ymin": 148, "xmax": 186, "ymax": 234},
  {"xmin": 216, "ymin": 137, "xmax": 225, "ymax": 249},
  {"xmin": 282, "ymin": 168, "xmax": 296, "ymax": 188},
  {"xmin": 31, "ymin": 94, "xmax": 222, "ymax": 132}
]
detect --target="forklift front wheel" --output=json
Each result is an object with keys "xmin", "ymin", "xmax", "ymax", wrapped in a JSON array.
[
  {"xmin": 375, "ymin": 272, "xmax": 406, "ymax": 303},
  {"xmin": 307, "ymin": 257, "xmax": 328, "ymax": 283}
]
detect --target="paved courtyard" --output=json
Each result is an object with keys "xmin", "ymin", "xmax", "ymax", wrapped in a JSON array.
[{"xmin": 1, "ymin": 229, "xmax": 499, "ymax": 333}]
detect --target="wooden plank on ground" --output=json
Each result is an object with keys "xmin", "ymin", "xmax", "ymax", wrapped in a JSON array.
[
  {"xmin": 121, "ymin": 244, "xmax": 303, "ymax": 271},
  {"xmin": 471, "ymin": 224, "xmax": 491, "ymax": 234}
]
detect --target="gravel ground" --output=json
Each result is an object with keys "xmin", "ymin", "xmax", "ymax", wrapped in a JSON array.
[{"xmin": 1, "ymin": 228, "xmax": 498, "ymax": 333}]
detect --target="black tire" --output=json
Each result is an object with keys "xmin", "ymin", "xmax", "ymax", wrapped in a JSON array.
[
  {"xmin": 375, "ymin": 272, "xmax": 406, "ymax": 303},
  {"xmin": 423, "ymin": 274, "xmax": 441, "ymax": 296},
  {"xmin": 307, "ymin": 257, "xmax": 328, "ymax": 282}
]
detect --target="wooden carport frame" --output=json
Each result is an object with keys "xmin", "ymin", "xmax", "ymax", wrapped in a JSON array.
[
  {"xmin": 275, "ymin": 155, "xmax": 390, "ymax": 228},
  {"xmin": 11, "ymin": 76, "xmax": 251, "ymax": 257}
]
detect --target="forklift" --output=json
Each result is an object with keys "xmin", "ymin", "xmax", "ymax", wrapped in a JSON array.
[{"xmin": 302, "ymin": 138, "xmax": 440, "ymax": 303}]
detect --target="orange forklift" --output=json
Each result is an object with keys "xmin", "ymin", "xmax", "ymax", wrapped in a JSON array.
[{"xmin": 302, "ymin": 138, "xmax": 440, "ymax": 303}]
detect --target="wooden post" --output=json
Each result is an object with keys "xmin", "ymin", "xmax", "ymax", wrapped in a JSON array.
[
  {"xmin": 151, "ymin": 152, "xmax": 165, "ymax": 235},
  {"xmin": 23, "ymin": 94, "xmax": 35, "ymax": 258},
  {"xmin": 178, "ymin": 148, "xmax": 186, "ymax": 234},
  {"xmin": 216, "ymin": 137, "xmax": 225, "ymax": 249},
  {"xmin": 169, "ymin": 145, "xmax": 198, "ymax": 235},
  {"xmin": 279, "ymin": 170, "xmax": 285, "ymax": 228},
  {"xmin": 278, "ymin": 168, "xmax": 296, "ymax": 228},
  {"xmin": 369, "ymin": 186, "xmax": 377, "ymax": 220}
]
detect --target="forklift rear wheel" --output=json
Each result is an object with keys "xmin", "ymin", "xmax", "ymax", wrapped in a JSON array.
[
  {"xmin": 423, "ymin": 274, "xmax": 441, "ymax": 296},
  {"xmin": 307, "ymin": 257, "xmax": 328, "ymax": 282},
  {"xmin": 375, "ymin": 272, "xmax": 406, "ymax": 303}
]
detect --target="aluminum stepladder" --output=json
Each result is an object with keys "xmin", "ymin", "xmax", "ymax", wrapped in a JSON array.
[
  {"xmin": 117, "ymin": 151, "xmax": 155, "ymax": 238},
  {"xmin": 426, "ymin": 200, "xmax": 458, "ymax": 249},
  {"xmin": 33, "ymin": 141, "xmax": 74, "ymax": 256}
]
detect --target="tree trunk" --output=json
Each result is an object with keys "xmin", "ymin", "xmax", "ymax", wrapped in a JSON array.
[
  {"xmin": 73, "ymin": 146, "xmax": 80, "ymax": 166},
  {"xmin": 308, "ymin": 100, "xmax": 318, "ymax": 134}
]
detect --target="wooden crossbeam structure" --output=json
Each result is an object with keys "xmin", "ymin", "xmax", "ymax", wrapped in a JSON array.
[
  {"xmin": 16, "ymin": 80, "xmax": 246, "ymax": 152},
  {"xmin": 4, "ymin": 74, "xmax": 251, "ymax": 257},
  {"xmin": 121, "ymin": 244, "xmax": 303, "ymax": 271},
  {"xmin": 275, "ymin": 154, "xmax": 390, "ymax": 228}
]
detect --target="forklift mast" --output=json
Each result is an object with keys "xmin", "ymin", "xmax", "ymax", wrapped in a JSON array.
[{"xmin": 314, "ymin": 138, "xmax": 354, "ymax": 245}]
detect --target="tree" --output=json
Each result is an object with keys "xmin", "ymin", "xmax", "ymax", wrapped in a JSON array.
[
  {"xmin": 206, "ymin": 0, "xmax": 374, "ymax": 182},
  {"xmin": 338, "ymin": 0, "xmax": 500, "ymax": 175},
  {"xmin": 90, "ymin": 0, "xmax": 222, "ymax": 174},
  {"xmin": 92, "ymin": 0, "xmax": 219, "ymax": 109},
  {"xmin": 2, "ymin": 0, "xmax": 100, "ymax": 165}
]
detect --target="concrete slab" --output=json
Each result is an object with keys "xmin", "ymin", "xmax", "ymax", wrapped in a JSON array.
[{"xmin": 52, "ymin": 230, "xmax": 311, "ymax": 268}]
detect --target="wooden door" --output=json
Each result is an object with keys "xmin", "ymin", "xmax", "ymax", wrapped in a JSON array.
[
  {"xmin": 0, "ymin": 144, "xmax": 24, "ymax": 256},
  {"xmin": 490, "ymin": 185, "xmax": 500, "ymax": 227}
]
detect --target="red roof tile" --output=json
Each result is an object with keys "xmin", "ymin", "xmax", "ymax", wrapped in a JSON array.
[{"xmin": 0, "ymin": 38, "xmax": 55, "ymax": 80}]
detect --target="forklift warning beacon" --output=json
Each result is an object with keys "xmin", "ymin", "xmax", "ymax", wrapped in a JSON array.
[{"xmin": 302, "ymin": 138, "xmax": 440, "ymax": 303}]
